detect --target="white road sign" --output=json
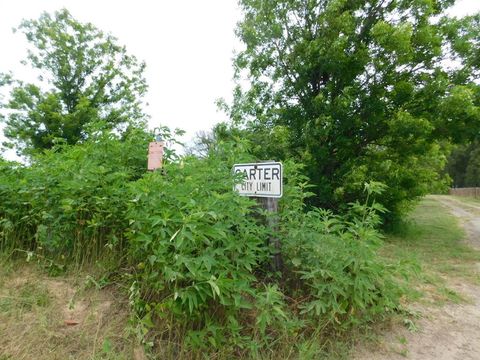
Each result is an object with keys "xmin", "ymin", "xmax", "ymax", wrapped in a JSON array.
[{"xmin": 233, "ymin": 162, "xmax": 283, "ymax": 198}]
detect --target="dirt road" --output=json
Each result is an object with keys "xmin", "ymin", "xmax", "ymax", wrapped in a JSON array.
[
  {"xmin": 434, "ymin": 196, "xmax": 480, "ymax": 250},
  {"xmin": 355, "ymin": 195, "xmax": 480, "ymax": 360}
]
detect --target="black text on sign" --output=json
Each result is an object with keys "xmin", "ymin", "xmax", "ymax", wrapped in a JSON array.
[{"xmin": 233, "ymin": 162, "xmax": 283, "ymax": 198}]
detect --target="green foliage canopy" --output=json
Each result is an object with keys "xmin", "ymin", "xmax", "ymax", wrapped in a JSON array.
[
  {"xmin": 227, "ymin": 0, "xmax": 480, "ymax": 219},
  {"xmin": 0, "ymin": 9, "xmax": 148, "ymax": 155}
]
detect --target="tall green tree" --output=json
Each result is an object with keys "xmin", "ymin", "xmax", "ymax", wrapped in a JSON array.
[
  {"xmin": 228, "ymin": 0, "xmax": 480, "ymax": 219},
  {"xmin": 0, "ymin": 9, "xmax": 148, "ymax": 155}
]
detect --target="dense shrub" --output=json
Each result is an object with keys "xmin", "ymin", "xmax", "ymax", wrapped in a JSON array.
[
  {"xmin": 126, "ymin": 151, "xmax": 274, "ymax": 351},
  {"xmin": 0, "ymin": 134, "xmax": 404, "ymax": 357},
  {"xmin": 0, "ymin": 159, "xmax": 28, "ymax": 252},
  {"xmin": 0, "ymin": 128, "xmax": 152, "ymax": 261},
  {"xmin": 281, "ymin": 176, "xmax": 402, "ymax": 327},
  {"xmin": 124, "ymin": 158, "xmax": 403, "ymax": 355}
]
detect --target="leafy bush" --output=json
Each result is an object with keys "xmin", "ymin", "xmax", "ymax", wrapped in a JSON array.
[
  {"xmin": 0, "ymin": 127, "xmax": 153, "ymax": 261},
  {"xmin": 124, "ymin": 157, "xmax": 403, "ymax": 355},
  {"xmin": 0, "ymin": 159, "xmax": 28, "ymax": 252},
  {"xmin": 281, "ymin": 179, "xmax": 402, "ymax": 327},
  {"xmin": 126, "ymin": 147, "xmax": 276, "ymax": 351},
  {"xmin": 0, "ymin": 133, "xmax": 404, "ymax": 357}
]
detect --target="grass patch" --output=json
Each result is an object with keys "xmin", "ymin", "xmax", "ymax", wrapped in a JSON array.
[
  {"xmin": 0, "ymin": 282, "xmax": 51, "ymax": 314},
  {"xmin": 383, "ymin": 196, "xmax": 480, "ymax": 303},
  {"xmin": 352, "ymin": 197, "xmax": 480, "ymax": 357}
]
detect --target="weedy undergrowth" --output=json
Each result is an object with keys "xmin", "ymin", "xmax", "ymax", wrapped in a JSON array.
[
  {"xmin": 0, "ymin": 126, "xmax": 180, "ymax": 265},
  {"xmin": 125, "ymin": 149, "xmax": 404, "ymax": 357},
  {"xmin": 0, "ymin": 131, "xmax": 404, "ymax": 358},
  {"xmin": 281, "ymin": 179, "xmax": 403, "ymax": 328}
]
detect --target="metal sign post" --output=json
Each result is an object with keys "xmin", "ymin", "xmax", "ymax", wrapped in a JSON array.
[{"xmin": 233, "ymin": 162, "xmax": 283, "ymax": 272}]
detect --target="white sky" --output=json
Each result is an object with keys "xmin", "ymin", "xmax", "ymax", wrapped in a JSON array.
[{"xmin": 1, "ymin": 0, "xmax": 480, "ymax": 160}]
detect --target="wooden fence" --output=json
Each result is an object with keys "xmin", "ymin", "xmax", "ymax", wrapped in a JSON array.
[{"xmin": 449, "ymin": 187, "xmax": 480, "ymax": 198}]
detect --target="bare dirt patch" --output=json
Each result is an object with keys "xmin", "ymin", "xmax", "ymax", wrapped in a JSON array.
[
  {"xmin": 355, "ymin": 282, "xmax": 480, "ymax": 360},
  {"xmin": 354, "ymin": 196, "xmax": 480, "ymax": 360},
  {"xmin": 0, "ymin": 266, "xmax": 134, "ymax": 360}
]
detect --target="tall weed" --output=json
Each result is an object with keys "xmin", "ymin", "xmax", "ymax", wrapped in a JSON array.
[
  {"xmin": 0, "ymin": 127, "xmax": 156, "ymax": 263},
  {"xmin": 0, "ymin": 133, "xmax": 404, "ymax": 357},
  {"xmin": 126, "ymin": 145, "xmax": 274, "ymax": 351},
  {"xmin": 281, "ymin": 175, "xmax": 402, "ymax": 328}
]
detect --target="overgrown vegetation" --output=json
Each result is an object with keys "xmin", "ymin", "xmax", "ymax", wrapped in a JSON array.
[
  {"xmin": 2, "ymin": 2, "xmax": 480, "ymax": 358},
  {"xmin": 0, "ymin": 127, "xmax": 152, "ymax": 261},
  {"xmin": 0, "ymin": 130, "xmax": 404, "ymax": 358}
]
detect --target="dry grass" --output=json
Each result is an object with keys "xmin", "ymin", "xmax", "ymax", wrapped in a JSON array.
[{"xmin": 0, "ymin": 261, "xmax": 141, "ymax": 360}]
